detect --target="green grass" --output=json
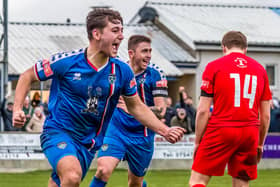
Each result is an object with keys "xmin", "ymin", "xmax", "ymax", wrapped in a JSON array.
[{"xmin": 0, "ymin": 169, "xmax": 279, "ymax": 187}]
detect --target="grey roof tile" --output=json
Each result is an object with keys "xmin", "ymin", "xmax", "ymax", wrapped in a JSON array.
[
  {"xmin": 4, "ymin": 22, "xmax": 183, "ymax": 76},
  {"xmin": 144, "ymin": 1, "xmax": 280, "ymax": 45}
]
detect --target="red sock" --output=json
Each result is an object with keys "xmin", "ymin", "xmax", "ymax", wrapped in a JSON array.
[{"xmin": 192, "ymin": 184, "xmax": 206, "ymax": 187}]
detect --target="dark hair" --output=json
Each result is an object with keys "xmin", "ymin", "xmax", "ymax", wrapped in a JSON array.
[
  {"xmin": 7, "ymin": 102, "xmax": 13, "ymax": 105},
  {"xmin": 222, "ymin": 31, "xmax": 247, "ymax": 50},
  {"xmin": 128, "ymin": 35, "xmax": 151, "ymax": 50},
  {"xmin": 86, "ymin": 8, "xmax": 123, "ymax": 40}
]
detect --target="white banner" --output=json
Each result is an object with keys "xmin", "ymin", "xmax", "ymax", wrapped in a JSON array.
[
  {"xmin": 153, "ymin": 134, "xmax": 195, "ymax": 159},
  {"xmin": 0, "ymin": 133, "xmax": 45, "ymax": 160},
  {"xmin": 0, "ymin": 133, "xmax": 195, "ymax": 160}
]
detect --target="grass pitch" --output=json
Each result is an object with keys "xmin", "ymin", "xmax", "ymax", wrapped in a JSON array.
[{"xmin": 0, "ymin": 169, "xmax": 279, "ymax": 187}]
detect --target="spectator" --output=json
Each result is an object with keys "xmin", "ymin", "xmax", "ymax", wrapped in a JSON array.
[
  {"xmin": 1, "ymin": 96, "xmax": 19, "ymax": 131},
  {"xmin": 184, "ymin": 96, "xmax": 197, "ymax": 131},
  {"xmin": 269, "ymin": 103, "xmax": 280, "ymax": 132},
  {"xmin": 175, "ymin": 86, "xmax": 196, "ymax": 131},
  {"xmin": 25, "ymin": 107, "xmax": 45, "ymax": 133},
  {"xmin": 170, "ymin": 108, "xmax": 193, "ymax": 134},
  {"xmin": 22, "ymin": 96, "xmax": 34, "ymax": 131},
  {"xmin": 31, "ymin": 92, "xmax": 41, "ymax": 108},
  {"xmin": 163, "ymin": 97, "xmax": 176, "ymax": 127}
]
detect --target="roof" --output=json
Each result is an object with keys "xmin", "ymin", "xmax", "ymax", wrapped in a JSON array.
[
  {"xmin": 131, "ymin": 1, "xmax": 280, "ymax": 46},
  {"xmin": 7, "ymin": 22, "xmax": 88, "ymax": 75},
  {"xmin": 3, "ymin": 22, "xmax": 183, "ymax": 76}
]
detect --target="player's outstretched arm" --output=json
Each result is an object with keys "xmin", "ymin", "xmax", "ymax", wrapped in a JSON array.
[
  {"xmin": 123, "ymin": 95, "xmax": 185, "ymax": 143},
  {"xmin": 258, "ymin": 100, "xmax": 271, "ymax": 163},
  {"xmin": 13, "ymin": 67, "xmax": 39, "ymax": 128},
  {"xmin": 194, "ymin": 96, "xmax": 212, "ymax": 157}
]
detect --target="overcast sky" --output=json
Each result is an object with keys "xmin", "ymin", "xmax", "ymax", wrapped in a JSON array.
[
  {"xmin": 1, "ymin": 0, "xmax": 280, "ymax": 24},
  {"xmin": 0, "ymin": 0, "xmax": 146, "ymax": 23}
]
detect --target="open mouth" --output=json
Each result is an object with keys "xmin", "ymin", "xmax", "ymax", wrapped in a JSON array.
[
  {"xmin": 112, "ymin": 43, "xmax": 119, "ymax": 52},
  {"xmin": 143, "ymin": 58, "xmax": 150, "ymax": 65}
]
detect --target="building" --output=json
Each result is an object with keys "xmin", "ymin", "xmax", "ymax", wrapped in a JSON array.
[{"xmin": 2, "ymin": 0, "xmax": 280, "ymax": 105}]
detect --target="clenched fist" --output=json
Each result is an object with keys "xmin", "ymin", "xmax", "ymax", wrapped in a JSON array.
[
  {"xmin": 13, "ymin": 110, "xmax": 26, "ymax": 128},
  {"xmin": 163, "ymin": 126, "xmax": 186, "ymax": 144}
]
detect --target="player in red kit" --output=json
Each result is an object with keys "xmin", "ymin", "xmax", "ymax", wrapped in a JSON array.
[{"xmin": 189, "ymin": 31, "xmax": 271, "ymax": 187}]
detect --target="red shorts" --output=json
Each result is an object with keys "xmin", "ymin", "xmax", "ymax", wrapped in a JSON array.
[{"xmin": 192, "ymin": 126, "xmax": 259, "ymax": 180}]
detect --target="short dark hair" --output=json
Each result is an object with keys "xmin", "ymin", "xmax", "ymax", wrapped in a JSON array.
[
  {"xmin": 128, "ymin": 35, "xmax": 151, "ymax": 50},
  {"xmin": 222, "ymin": 31, "xmax": 247, "ymax": 50},
  {"xmin": 86, "ymin": 9, "xmax": 123, "ymax": 40}
]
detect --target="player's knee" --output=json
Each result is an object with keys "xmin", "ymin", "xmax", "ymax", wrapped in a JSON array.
[
  {"xmin": 61, "ymin": 171, "xmax": 82, "ymax": 186},
  {"xmin": 95, "ymin": 165, "xmax": 112, "ymax": 181}
]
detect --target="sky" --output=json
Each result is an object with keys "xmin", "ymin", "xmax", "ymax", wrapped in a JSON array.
[
  {"xmin": 2, "ymin": 0, "xmax": 280, "ymax": 24},
  {"xmin": 0, "ymin": 0, "xmax": 146, "ymax": 24}
]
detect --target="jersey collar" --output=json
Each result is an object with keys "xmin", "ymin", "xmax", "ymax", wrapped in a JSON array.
[{"xmin": 84, "ymin": 48, "xmax": 109, "ymax": 72}]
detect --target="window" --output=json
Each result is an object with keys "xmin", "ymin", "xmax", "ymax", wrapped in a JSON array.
[{"xmin": 265, "ymin": 65, "xmax": 276, "ymax": 87}]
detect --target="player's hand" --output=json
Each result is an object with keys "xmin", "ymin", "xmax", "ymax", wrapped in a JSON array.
[
  {"xmin": 178, "ymin": 86, "xmax": 185, "ymax": 93},
  {"xmin": 257, "ymin": 146, "xmax": 263, "ymax": 163},
  {"xmin": 13, "ymin": 110, "xmax": 26, "ymax": 128},
  {"xmin": 163, "ymin": 126, "xmax": 186, "ymax": 144}
]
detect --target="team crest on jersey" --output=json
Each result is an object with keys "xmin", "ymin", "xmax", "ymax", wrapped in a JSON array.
[
  {"xmin": 139, "ymin": 77, "xmax": 146, "ymax": 84},
  {"xmin": 235, "ymin": 57, "xmax": 247, "ymax": 68},
  {"xmin": 42, "ymin": 59, "xmax": 53, "ymax": 77},
  {"xmin": 101, "ymin": 144, "xmax": 108, "ymax": 151},
  {"xmin": 108, "ymin": 74, "xmax": 116, "ymax": 84},
  {"xmin": 82, "ymin": 86, "xmax": 99, "ymax": 115},
  {"xmin": 57, "ymin": 142, "xmax": 67, "ymax": 149}
]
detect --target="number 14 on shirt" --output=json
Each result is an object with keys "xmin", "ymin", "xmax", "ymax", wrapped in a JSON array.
[{"xmin": 230, "ymin": 73, "xmax": 257, "ymax": 109}]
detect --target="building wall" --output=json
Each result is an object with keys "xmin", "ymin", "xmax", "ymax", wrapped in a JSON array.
[
  {"xmin": 167, "ymin": 74, "xmax": 196, "ymax": 107},
  {"xmin": 249, "ymin": 51, "xmax": 280, "ymax": 98}
]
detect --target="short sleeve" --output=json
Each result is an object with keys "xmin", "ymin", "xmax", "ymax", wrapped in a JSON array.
[
  {"xmin": 34, "ymin": 53, "xmax": 70, "ymax": 81},
  {"xmin": 200, "ymin": 63, "xmax": 215, "ymax": 94},
  {"xmin": 152, "ymin": 68, "xmax": 168, "ymax": 97},
  {"xmin": 122, "ymin": 65, "xmax": 137, "ymax": 97}
]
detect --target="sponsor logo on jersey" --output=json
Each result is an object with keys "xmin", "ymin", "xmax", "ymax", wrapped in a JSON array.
[
  {"xmin": 143, "ymin": 168, "xmax": 148, "ymax": 173},
  {"xmin": 57, "ymin": 142, "xmax": 67, "ymax": 149},
  {"xmin": 82, "ymin": 86, "xmax": 99, "ymax": 115},
  {"xmin": 73, "ymin": 72, "xmax": 81, "ymax": 80},
  {"xmin": 235, "ymin": 57, "xmax": 247, "ymax": 68},
  {"xmin": 42, "ymin": 59, "xmax": 53, "ymax": 77},
  {"xmin": 156, "ymin": 80, "xmax": 167, "ymax": 87},
  {"xmin": 130, "ymin": 78, "xmax": 137, "ymax": 88},
  {"xmin": 101, "ymin": 144, "xmax": 108, "ymax": 151},
  {"xmin": 201, "ymin": 80, "xmax": 209, "ymax": 88}
]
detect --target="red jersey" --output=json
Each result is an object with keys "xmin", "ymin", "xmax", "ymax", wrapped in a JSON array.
[{"xmin": 201, "ymin": 52, "xmax": 271, "ymax": 127}]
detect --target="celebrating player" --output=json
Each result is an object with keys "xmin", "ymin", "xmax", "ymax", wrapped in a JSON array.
[
  {"xmin": 90, "ymin": 35, "xmax": 168, "ymax": 187},
  {"xmin": 189, "ymin": 31, "xmax": 271, "ymax": 187},
  {"xmin": 12, "ymin": 9, "xmax": 185, "ymax": 187}
]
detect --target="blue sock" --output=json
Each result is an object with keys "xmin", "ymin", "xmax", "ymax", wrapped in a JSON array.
[
  {"xmin": 142, "ymin": 180, "xmax": 147, "ymax": 187},
  {"xmin": 89, "ymin": 176, "xmax": 107, "ymax": 187}
]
